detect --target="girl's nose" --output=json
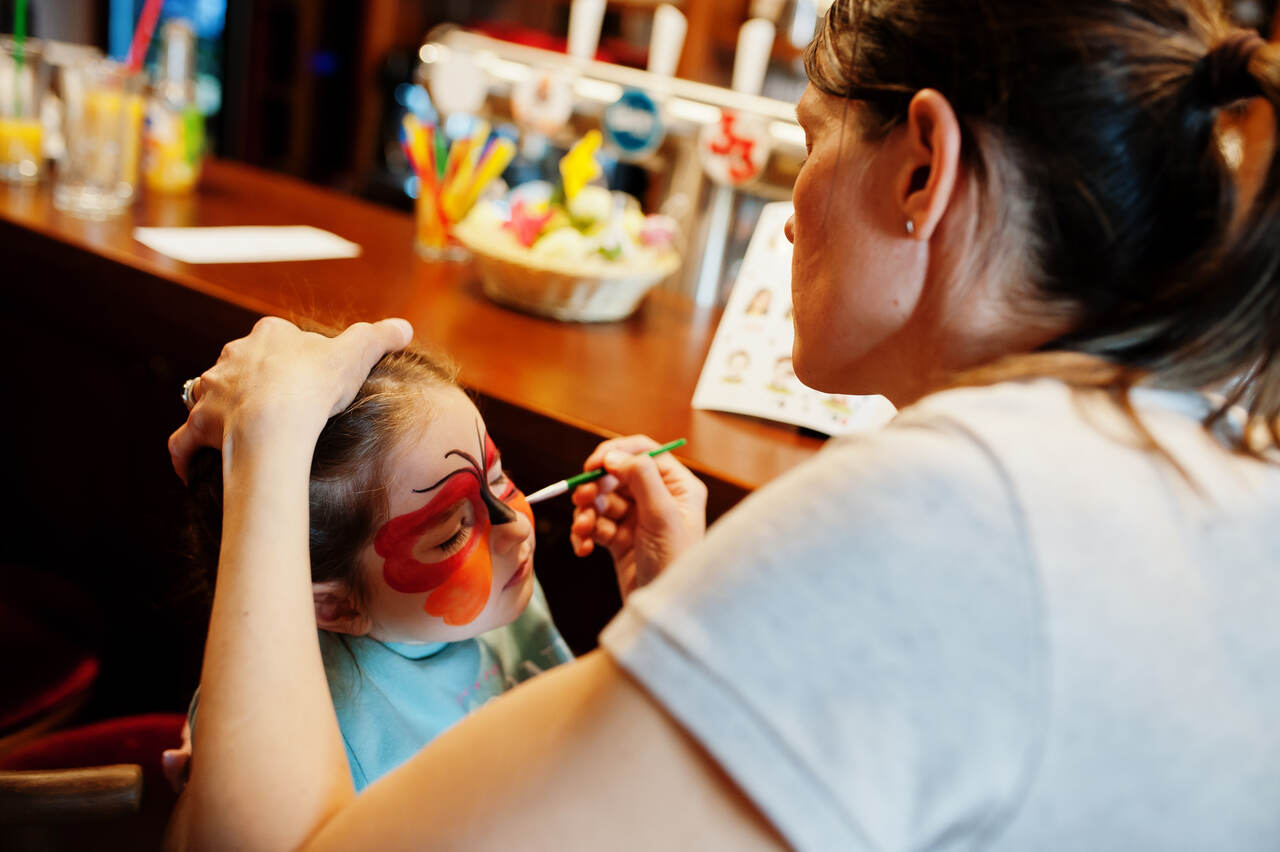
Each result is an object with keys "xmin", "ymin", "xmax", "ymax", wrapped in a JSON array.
[
  {"xmin": 784, "ymin": 215, "xmax": 796, "ymax": 244},
  {"xmin": 491, "ymin": 494, "xmax": 534, "ymax": 552}
]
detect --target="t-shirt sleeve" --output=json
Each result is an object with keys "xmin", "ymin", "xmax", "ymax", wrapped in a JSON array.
[{"xmin": 600, "ymin": 417, "xmax": 1047, "ymax": 852}]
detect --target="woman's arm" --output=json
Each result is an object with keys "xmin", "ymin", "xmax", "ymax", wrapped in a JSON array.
[
  {"xmin": 166, "ymin": 318, "xmax": 412, "ymax": 851},
  {"xmin": 305, "ymin": 650, "xmax": 785, "ymax": 852}
]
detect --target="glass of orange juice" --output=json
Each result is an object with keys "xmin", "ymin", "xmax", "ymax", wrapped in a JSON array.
[
  {"xmin": 54, "ymin": 59, "xmax": 144, "ymax": 218},
  {"xmin": 0, "ymin": 37, "xmax": 49, "ymax": 184}
]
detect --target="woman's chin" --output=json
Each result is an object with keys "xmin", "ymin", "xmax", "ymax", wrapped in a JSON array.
[{"xmin": 793, "ymin": 357, "xmax": 858, "ymax": 396}]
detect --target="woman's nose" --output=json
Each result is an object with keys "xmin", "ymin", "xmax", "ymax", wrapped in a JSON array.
[{"xmin": 784, "ymin": 215, "xmax": 795, "ymax": 244}]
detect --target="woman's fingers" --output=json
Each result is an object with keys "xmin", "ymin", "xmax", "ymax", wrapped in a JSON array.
[
  {"xmin": 328, "ymin": 319, "xmax": 414, "ymax": 416},
  {"xmin": 168, "ymin": 405, "xmax": 223, "ymax": 485},
  {"xmin": 572, "ymin": 505, "xmax": 617, "ymax": 545},
  {"xmin": 601, "ymin": 451, "xmax": 681, "ymax": 526},
  {"xmin": 581, "ymin": 434, "xmax": 662, "ymax": 472},
  {"xmin": 592, "ymin": 516, "xmax": 619, "ymax": 547},
  {"xmin": 571, "ymin": 498, "xmax": 635, "ymax": 558},
  {"xmin": 166, "ymin": 318, "xmax": 415, "ymax": 484},
  {"xmin": 594, "ymin": 490, "xmax": 631, "ymax": 521},
  {"xmin": 570, "ymin": 480, "xmax": 600, "ymax": 508},
  {"xmin": 570, "ymin": 506, "xmax": 598, "ymax": 556},
  {"xmin": 168, "ymin": 423, "xmax": 199, "ymax": 485}
]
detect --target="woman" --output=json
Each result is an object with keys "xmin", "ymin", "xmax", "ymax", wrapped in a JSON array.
[{"xmin": 167, "ymin": 1, "xmax": 1280, "ymax": 849}]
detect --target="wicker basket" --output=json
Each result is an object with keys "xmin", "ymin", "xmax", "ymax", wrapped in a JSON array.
[{"xmin": 454, "ymin": 222, "xmax": 680, "ymax": 322}]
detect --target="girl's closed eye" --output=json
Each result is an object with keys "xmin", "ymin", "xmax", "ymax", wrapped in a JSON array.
[
  {"xmin": 413, "ymin": 500, "xmax": 475, "ymax": 560},
  {"xmin": 436, "ymin": 523, "xmax": 471, "ymax": 556}
]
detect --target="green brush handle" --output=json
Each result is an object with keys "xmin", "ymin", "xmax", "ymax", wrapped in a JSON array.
[{"xmin": 562, "ymin": 438, "xmax": 688, "ymax": 488}]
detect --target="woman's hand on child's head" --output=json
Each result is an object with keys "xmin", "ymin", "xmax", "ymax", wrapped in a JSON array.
[
  {"xmin": 569, "ymin": 435, "xmax": 707, "ymax": 599},
  {"xmin": 168, "ymin": 317, "xmax": 414, "ymax": 483}
]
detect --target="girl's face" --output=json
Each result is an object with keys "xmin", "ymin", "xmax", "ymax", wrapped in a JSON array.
[{"xmin": 359, "ymin": 386, "xmax": 537, "ymax": 644}]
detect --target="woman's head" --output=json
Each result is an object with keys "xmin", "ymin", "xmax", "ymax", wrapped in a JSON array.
[
  {"xmin": 190, "ymin": 347, "xmax": 537, "ymax": 645},
  {"xmin": 789, "ymin": 0, "xmax": 1280, "ymax": 432}
]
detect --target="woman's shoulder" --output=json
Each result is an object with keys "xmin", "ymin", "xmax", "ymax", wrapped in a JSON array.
[
  {"xmin": 893, "ymin": 376, "xmax": 1278, "ymax": 491},
  {"xmin": 891, "ymin": 376, "xmax": 1087, "ymax": 434}
]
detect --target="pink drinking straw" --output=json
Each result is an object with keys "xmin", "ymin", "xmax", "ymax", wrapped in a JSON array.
[{"xmin": 125, "ymin": 0, "xmax": 166, "ymax": 73}]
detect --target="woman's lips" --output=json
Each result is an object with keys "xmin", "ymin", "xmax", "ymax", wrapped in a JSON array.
[{"xmin": 503, "ymin": 554, "xmax": 533, "ymax": 590}]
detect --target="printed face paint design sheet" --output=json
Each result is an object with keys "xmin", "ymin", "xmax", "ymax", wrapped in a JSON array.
[{"xmin": 691, "ymin": 201, "xmax": 897, "ymax": 436}]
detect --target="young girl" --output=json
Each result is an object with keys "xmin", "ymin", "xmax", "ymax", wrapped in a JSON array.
[{"xmin": 176, "ymin": 344, "xmax": 572, "ymax": 790}]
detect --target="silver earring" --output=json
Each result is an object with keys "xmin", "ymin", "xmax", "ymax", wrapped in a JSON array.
[{"xmin": 905, "ymin": 220, "xmax": 915, "ymax": 236}]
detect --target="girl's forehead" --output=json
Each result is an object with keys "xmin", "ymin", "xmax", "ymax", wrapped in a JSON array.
[{"xmin": 388, "ymin": 388, "xmax": 487, "ymax": 481}]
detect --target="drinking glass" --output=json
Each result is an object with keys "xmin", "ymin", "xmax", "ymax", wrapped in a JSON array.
[
  {"xmin": 54, "ymin": 58, "xmax": 144, "ymax": 218},
  {"xmin": 0, "ymin": 37, "xmax": 49, "ymax": 184}
]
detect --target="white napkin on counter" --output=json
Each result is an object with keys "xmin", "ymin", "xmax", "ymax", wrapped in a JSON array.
[{"xmin": 133, "ymin": 226, "xmax": 362, "ymax": 264}]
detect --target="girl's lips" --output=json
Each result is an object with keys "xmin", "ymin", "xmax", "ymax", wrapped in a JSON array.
[{"xmin": 503, "ymin": 555, "xmax": 533, "ymax": 590}]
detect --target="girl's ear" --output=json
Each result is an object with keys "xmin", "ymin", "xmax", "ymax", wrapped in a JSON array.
[
  {"xmin": 313, "ymin": 580, "xmax": 372, "ymax": 636},
  {"xmin": 896, "ymin": 88, "xmax": 963, "ymax": 241}
]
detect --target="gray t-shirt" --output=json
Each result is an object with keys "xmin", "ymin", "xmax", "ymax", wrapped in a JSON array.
[{"xmin": 601, "ymin": 379, "xmax": 1280, "ymax": 851}]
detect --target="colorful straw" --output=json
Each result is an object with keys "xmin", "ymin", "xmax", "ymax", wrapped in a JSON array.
[
  {"xmin": 452, "ymin": 138, "xmax": 516, "ymax": 220},
  {"xmin": 401, "ymin": 112, "xmax": 513, "ymax": 249},
  {"xmin": 125, "ymin": 0, "xmax": 166, "ymax": 73}
]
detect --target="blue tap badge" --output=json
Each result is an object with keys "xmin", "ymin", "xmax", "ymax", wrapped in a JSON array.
[{"xmin": 602, "ymin": 88, "xmax": 664, "ymax": 160}]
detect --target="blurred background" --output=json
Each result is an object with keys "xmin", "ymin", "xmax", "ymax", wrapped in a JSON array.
[
  {"xmin": 0, "ymin": 0, "xmax": 828, "ymax": 196},
  {"xmin": 0, "ymin": 0, "xmax": 1271, "ymax": 202}
]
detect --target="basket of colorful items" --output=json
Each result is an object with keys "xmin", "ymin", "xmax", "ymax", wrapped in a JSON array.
[{"xmin": 452, "ymin": 131, "xmax": 681, "ymax": 322}]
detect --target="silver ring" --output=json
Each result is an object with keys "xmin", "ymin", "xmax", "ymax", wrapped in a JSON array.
[{"xmin": 181, "ymin": 377, "xmax": 200, "ymax": 411}]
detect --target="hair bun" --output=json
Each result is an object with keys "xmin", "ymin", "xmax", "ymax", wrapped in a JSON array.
[{"xmin": 1198, "ymin": 31, "xmax": 1266, "ymax": 106}]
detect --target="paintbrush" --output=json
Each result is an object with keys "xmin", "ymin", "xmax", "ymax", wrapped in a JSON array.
[{"xmin": 524, "ymin": 439, "xmax": 688, "ymax": 504}]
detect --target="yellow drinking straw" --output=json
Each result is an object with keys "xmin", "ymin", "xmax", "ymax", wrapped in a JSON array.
[{"xmin": 451, "ymin": 138, "xmax": 517, "ymax": 219}]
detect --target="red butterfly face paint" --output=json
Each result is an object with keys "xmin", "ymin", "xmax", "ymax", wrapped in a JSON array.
[
  {"xmin": 368, "ymin": 398, "xmax": 535, "ymax": 634},
  {"xmin": 376, "ymin": 473, "xmax": 486, "ymax": 594}
]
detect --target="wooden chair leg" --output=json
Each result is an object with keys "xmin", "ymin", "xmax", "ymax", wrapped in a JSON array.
[{"xmin": 0, "ymin": 765, "xmax": 143, "ymax": 824}]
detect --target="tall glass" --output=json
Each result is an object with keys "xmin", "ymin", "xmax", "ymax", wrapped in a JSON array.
[
  {"xmin": 54, "ymin": 59, "xmax": 144, "ymax": 218},
  {"xmin": 0, "ymin": 37, "xmax": 49, "ymax": 184}
]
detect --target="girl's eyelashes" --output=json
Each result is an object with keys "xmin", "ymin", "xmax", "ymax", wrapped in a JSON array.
[
  {"xmin": 436, "ymin": 523, "xmax": 471, "ymax": 556},
  {"xmin": 417, "ymin": 501, "xmax": 472, "ymax": 555}
]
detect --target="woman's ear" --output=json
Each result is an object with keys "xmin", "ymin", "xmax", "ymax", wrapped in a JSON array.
[
  {"xmin": 313, "ymin": 580, "xmax": 372, "ymax": 636},
  {"xmin": 897, "ymin": 89, "xmax": 963, "ymax": 240}
]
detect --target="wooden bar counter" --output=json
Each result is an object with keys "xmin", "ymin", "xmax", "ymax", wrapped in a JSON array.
[{"xmin": 0, "ymin": 160, "xmax": 822, "ymax": 714}]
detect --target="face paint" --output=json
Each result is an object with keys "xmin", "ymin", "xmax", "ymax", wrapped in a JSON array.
[
  {"xmin": 372, "ymin": 424, "xmax": 528, "ymax": 627},
  {"xmin": 375, "ymin": 472, "xmax": 485, "ymax": 594}
]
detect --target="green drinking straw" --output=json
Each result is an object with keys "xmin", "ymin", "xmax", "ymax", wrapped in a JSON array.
[
  {"xmin": 524, "ymin": 439, "xmax": 689, "ymax": 504},
  {"xmin": 434, "ymin": 131, "xmax": 448, "ymax": 181},
  {"xmin": 13, "ymin": 0, "xmax": 26, "ymax": 59},
  {"xmin": 12, "ymin": 0, "xmax": 28, "ymax": 114}
]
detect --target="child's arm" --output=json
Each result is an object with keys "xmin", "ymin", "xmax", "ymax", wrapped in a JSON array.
[{"xmin": 568, "ymin": 435, "xmax": 708, "ymax": 597}]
